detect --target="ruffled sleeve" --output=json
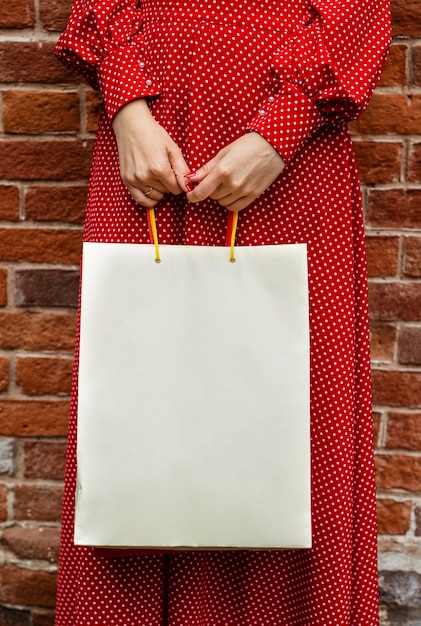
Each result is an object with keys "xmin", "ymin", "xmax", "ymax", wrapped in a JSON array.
[
  {"xmin": 54, "ymin": 0, "xmax": 161, "ymax": 122},
  {"xmin": 247, "ymin": 0, "xmax": 391, "ymax": 163}
]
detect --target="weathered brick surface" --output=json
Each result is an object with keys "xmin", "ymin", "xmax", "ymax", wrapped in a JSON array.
[
  {"xmin": 379, "ymin": 45, "xmax": 407, "ymax": 87},
  {"xmin": 369, "ymin": 283, "xmax": 421, "ymax": 322},
  {"xmin": 0, "ymin": 140, "xmax": 93, "ymax": 181},
  {"xmin": 372, "ymin": 370, "xmax": 421, "ymax": 408},
  {"xmin": 0, "ymin": 311, "xmax": 76, "ymax": 351},
  {"xmin": 350, "ymin": 94, "xmax": 421, "ymax": 135},
  {"xmin": 366, "ymin": 236, "xmax": 399, "ymax": 277},
  {"xmin": 0, "ymin": 229, "xmax": 82, "ymax": 264},
  {"xmin": 23, "ymin": 441, "xmax": 67, "ymax": 480},
  {"xmin": 0, "ymin": 565, "xmax": 57, "ymax": 607},
  {"xmin": 0, "ymin": 185, "xmax": 20, "ymax": 221},
  {"xmin": 0, "ymin": 0, "xmax": 35, "ymax": 28},
  {"xmin": 376, "ymin": 455, "xmax": 421, "ymax": 491},
  {"xmin": 13, "ymin": 485, "xmax": 63, "ymax": 523},
  {"xmin": 0, "ymin": 268, "xmax": 7, "ymax": 307},
  {"xmin": 1, "ymin": 526, "xmax": 60, "ymax": 562},
  {"xmin": 370, "ymin": 323, "xmax": 396, "ymax": 363},
  {"xmin": 0, "ymin": 400, "xmax": 69, "ymax": 437},
  {"xmin": 377, "ymin": 499, "xmax": 412, "ymax": 535},
  {"xmin": 15, "ymin": 269, "xmax": 79, "ymax": 308},
  {"xmin": 25, "ymin": 186, "xmax": 86, "ymax": 224},
  {"xmin": 39, "ymin": 0, "xmax": 71, "ymax": 31},
  {"xmin": 403, "ymin": 237, "xmax": 421, "ymax": 278},
  {"xmin": 0, "ymin": 484, "xmax": 8, "ymax": 522},
  {"xmin": 16, "ymin": 357, "xmax": 73, "ymax": 396},
  {"xmin": 3, "ymin": 91, "xmax": 80, "ymax": 134},
  {"xmin": 0, "ymin": 42, "xmax": 79, "ymax": 83},
  {"xmin": 353, "ymin": 143, "xmax": 402, "ymax": 185},
  {"xmin": 0, "ymin": 1, "xmax": 419, "ymax": 625},
  {"xmin": 386, "ymin": 412, "xmax": 421, "ymax": 451},
  {"xmin": 366, "ymin": 189, "xmax": 421, "ymax": 229}
]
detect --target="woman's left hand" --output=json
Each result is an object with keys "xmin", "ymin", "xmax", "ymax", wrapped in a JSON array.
[{"xmin": 186, "ymin": 132, "xmax": 285, "ymax": 211}]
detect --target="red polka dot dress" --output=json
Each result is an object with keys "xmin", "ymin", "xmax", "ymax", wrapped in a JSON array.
[{"xmin": 54, "ymin": 1, "xmax": 391, "ymax": 624}]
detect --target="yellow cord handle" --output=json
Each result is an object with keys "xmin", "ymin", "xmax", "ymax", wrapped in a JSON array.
[
  {"xmin": 147, "ymin": 207, "xmax": 161, "ymax": 263},
  {"xmin": 230, "ymin": 210, "xmax": 239, "ymax": 263},
  {"xmin": 147, "ymin": 208, "xmax": 239, "ymax": 263}
]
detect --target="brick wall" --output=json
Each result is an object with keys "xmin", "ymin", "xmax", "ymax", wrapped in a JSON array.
[{"xmin": 0, "ymin": 0, "xmax": 420, "ymax": 624}]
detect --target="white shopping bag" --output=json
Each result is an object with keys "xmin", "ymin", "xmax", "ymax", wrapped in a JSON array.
[{"xmin": 75, "ymin": 238, "xmax": 311, "ymax": 549}]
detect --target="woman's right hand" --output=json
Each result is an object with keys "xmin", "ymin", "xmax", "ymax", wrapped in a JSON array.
[{"xmin": 112, "ymin": 98, "xmax": 190, "ymax": 207}]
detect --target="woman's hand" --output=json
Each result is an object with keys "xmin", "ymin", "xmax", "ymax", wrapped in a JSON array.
[
  {"xmin": 186, "ymin": 132, "xmax": 285, "ymax": 211},
  {"xmin": 112, "ymin": 99, "xmax": 190, "ymax": 207}
]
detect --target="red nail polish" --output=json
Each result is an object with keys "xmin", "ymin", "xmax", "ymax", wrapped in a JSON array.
[
  {"xmin": 184, "ymin": 171, "xmax": 196, "ymax": 179},
  {"xmin": 185, "ymin": 181, "xmax": 194, "ymax": 192}
]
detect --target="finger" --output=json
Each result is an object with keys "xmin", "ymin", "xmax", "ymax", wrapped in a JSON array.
[
  {"xmin": 186, "ymin": 167, "xmax": 223, "ymax": 203},
  {"xmin": 127, "ymin": 184, "xmax": 164, "ymax": 208},
  {"xmin": 223, "ymin": 194, "xmax": 257, "ymax": 212},
  {"xmin": 168, "ymin": 149, "xmax": 192, "ymax": 193}
]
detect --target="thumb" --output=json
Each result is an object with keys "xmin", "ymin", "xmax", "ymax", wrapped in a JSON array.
[{"xmin": 167, "ymin": 147, "xmax": 191, "ymax": 193}]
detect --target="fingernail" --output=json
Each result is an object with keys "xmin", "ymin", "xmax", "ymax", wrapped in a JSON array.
[
  {"xmin": 185, "ymin": 181, "xmax": 194, "ymax": 192},
  {"xmin": 184, "ymin": 171, "xmax": 196, "ymax": 179}
]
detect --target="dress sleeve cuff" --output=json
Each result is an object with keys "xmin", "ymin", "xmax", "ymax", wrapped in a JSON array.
[
  {"xmin": 247, "ymin": 83, "xmax": 325, "ymax": 164},
  {"xmin": 97, "ymin": 44, "xmax": 162, "ymax": 123}
]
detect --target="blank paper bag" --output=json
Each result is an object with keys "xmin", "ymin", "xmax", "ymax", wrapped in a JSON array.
[{"xmin": 75, "ymin": 241, "xmax": 311, "ymax": 549}]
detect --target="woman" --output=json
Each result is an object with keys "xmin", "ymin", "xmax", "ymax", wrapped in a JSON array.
[{"xmin": 55, "ymin": 1, "xmax": 391, "ymax": 624}]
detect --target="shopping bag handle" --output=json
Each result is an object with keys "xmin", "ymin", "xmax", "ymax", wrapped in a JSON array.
[{"xmin": 146, "ymin": 208, "xmax": 239, "ymax": 264}]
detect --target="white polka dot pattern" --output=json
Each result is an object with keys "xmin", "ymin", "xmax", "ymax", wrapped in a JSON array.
[{"xmin": 54, "ymin": 1, "xmax": 391, "ymax": 625}]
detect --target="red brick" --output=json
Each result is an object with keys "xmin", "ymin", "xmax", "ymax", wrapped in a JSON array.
[
  {"xmin": 414, "ymin": 46, "xmax": 421, "ymax": 87},
  {"xmin": 16, "ymin": 357, "xmax": 73, "ymax": 396},
  {"xmin": 40, "ymin": 0, "xmax": 71, "ymax": 30},
  {"xmin": 378, "ymin": 45, "xmax": 407, "ymax": 87},
  {"xmin": 369, "ymin": 283, "xmax": 421, "ymax": 322},
  {"xmin": 1, "ymin": 526, "xmax": 60, "ymax": 562},
  {"xmin": 366, "ymin": 189, "xmax": 421, "ymax": 229},
  {"xmin": 0, "ymin": 185, "xmax": 20, "ymax": 221},
  {"xmin": 23, "ymin": 441, "xmax": 67, "ymax": 480},
  {"xmin": 0, "ymin": 484, "xmax": 8, "ymax": 522},
  {"xmin": 373, "ymin": 411, "xmax": 381, "ymax": 447},
  {"xmin": 372, "ymin": 370, "xmax": 421, "ymax": 408},
  {"xmin": 365, "ymin": 236, "xmax": 399, "ymax": 277},
  {"xmin": 398, "ymin": 327, "xmax": 421, "ymax": 365},
  {"xmin": 0, "ymin": 358, "xmax": 9, "ymax": 393},
  {"xmin": 370, "ymin": 323, "xmax": 396, "ymax": 362},
  {"xmin": 377, "ymin": 498, "xmax": 411, "ymax": 535},
  {"xmin": 0, "ymin": 229, "xmax": 81, "ymax": 264},
  {"xmin": 0, "ymin": 0, "xmax": 35, "ymax": 27},
  {"xmin": 86, "ymin": 90, "xmax": 103, "ymax": 132},
  {"xmin": 0, "ymin": 140, "xmax": 93, "ymax": 181},
  {"xmin": 0, "ymin": 605, "xmax": 31, "ymax": 626},
  {"xmin": 0, "ymin": 565, "xmax": 57, "ymax": 607},
  {"xmin": 416, "ymin": 505, "xmax": 421, "ymax": 537},
  {"xmin": 32, "ymin": 611, "xmax": 56, "ymax": 626},
  {"xmin": 0, "ymin": 267, "xmax": 7, "ymax": 307},
  {"xmin": 376, "ymin": 454, "xmax": 421, "ymax": 491},
  {"xmin": 3, "ymin": 91, "xmax": 80, "ymax": 134},
  {"xmin": 408, "ymin": 143, "xmax": 421, "ymax": 183},
  {"xmin": 392, "ymin": 0, "xmax": 421, "ymax": 37},
  {"xmin": 403, "ymin": 237, "xmax": 421, "ymax": 278},
  {"xmin": 0, "ymin": 311, "xmax": 76, "ymax": 351},
  {"xmin": 353, "ymin": 142, "xmax": 402, "ymax": 185},
  {"xmin": 15, "ymin": 269, "xmax": 79, "ymax": 308},
  {"xmin": 0, "ymin": 400, "xmax": 69, "ymax": 437},
  {"xmin": 25, "ymin": 185, "xmax": 86, "ymax": 224},
  {"xmin": 386, "ymin": 412, "xmax": 421, "ymax": 450},
  {"xmin": 14, "ymin": 484, "xmax": 63, "ymax": 523},
  {"xmin": 0, "ymin": 42, "xmax": 79, "ymax": 84},
  {"xmin": 350, "ymin": 94, "xmax": 421, "ymax": 135}
]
